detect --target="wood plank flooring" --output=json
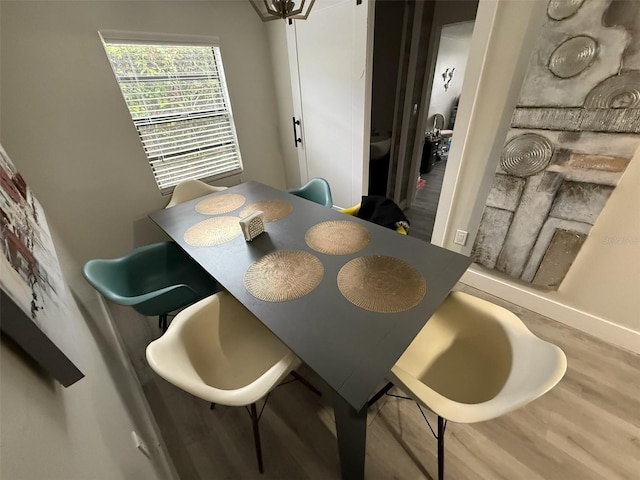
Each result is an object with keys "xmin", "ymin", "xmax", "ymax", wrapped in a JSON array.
[
  {"xmin": 404, "ymin": 159, "xmax": 447, "ymax": 243},
  {"xmin": 109, "ymin": 283, "xmax": 640, "ymax": 480}
]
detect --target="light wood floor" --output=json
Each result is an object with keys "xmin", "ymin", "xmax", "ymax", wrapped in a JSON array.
[
  {"xmin": 109, "ymin": 284, "xmax": 640, "ymax": 480},
  {"xmin": 404, "ymin": 159, "xmax": 447, "ymax": 243}
]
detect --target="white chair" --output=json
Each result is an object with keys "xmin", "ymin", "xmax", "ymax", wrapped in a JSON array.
[
  {"xmin": 165, "ymin": 179, "xmax": 228, "ymax": 208},
  {"xmin": 146, "ymin": 291, "xmax": 301, "ymax": 473},
  {"xmin": 375, "ymin": 291, "xmax": 567, "ymax": 480}
]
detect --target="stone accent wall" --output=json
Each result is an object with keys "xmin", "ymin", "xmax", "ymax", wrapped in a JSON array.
[{"xmin": 473, "ymin": 0, "xmax": 640, "ymax": 289}]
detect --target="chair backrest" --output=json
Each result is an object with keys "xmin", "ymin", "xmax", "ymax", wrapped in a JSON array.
[
  {"xmin": 414, "ymin": 293, "xmax": 515, "ymax": 404},
  {"xmin": 82, "ymin": 241, "xmax": 217, "ymax": 315},
  {"xmin": 287, "ymin": 177, "xmax": 333, "ymax": 208},
  {"xmin": 83, "ymin": 242, "xmax": 178, "ymax": 298},
  {"xmin": 391, "ymin": 291, "xmax": 567, "ymax": 423},
  {"xmin": 146, "ymin": 291, "xmax": 299, "ymax": 406},
  {"xmin": 165, "ymin": 179, "xmax": 228, "ymax": 208}
]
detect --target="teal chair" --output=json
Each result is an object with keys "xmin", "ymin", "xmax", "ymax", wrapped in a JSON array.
[
  {"xmin": 83, "ymin": 241, "xmax": 218, "ymax": 331},
  {"xmin": 287, "ymin": 177, "xmax": 333, "ymax": 208}
]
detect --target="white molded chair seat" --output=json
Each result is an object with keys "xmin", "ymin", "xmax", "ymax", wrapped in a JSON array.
[
  {"xmin": 165, "ymin": 179, "xmax": 228, "ymax": 208},
  {"xmin": 146, "ymin": 291, "xmax": 301, "ymax": 472},
  {"xmin": 387, "ymin": 291, "xmax": 567, "ymax": 479}
]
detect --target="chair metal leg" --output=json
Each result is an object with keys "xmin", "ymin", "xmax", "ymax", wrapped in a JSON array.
[
  {"xmin": 367, "ymin": 381, "xmax": 394, "ymax": 408},
  {"xmin": 290, "ymin": 371, "xmax": 322, "ymax": 396},
  {"xmin": 438, "ymin": 416, "xmax": 445, "ymax": 480},
  {"xmin": 159, "ymin": 314, "xmax": 168, "ymax": 332},
  {"xmin": 250, "ymin": 403, "xmax": 264, "ymax": 473}
]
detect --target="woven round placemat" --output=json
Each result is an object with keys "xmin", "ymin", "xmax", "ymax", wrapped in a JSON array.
[
  {"xmin": 337, "ymin": 256, "xmax": 426, "ymax": 313},
  {"xmin": 195, "ymin": 194, "xmax": 246, "ymax": 215},
  {"xmin": 183, "ymin": 216, "xmax": 242, "ymax": 246},
  {"xmin": 239, "ymin": 200, "xmax": 293, "ymax": 223},
  {"xmin": 244, "ymin": 250, "xmax": 324, "ymax": 302},
  {"xmin": 305, "ymin": 220, "xmax": 370, "ymax": 255}
]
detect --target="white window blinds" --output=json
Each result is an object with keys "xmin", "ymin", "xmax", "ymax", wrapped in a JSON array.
[{"xmin": 101, "ymin": 36, "xmax": 242, "ymax": 193}]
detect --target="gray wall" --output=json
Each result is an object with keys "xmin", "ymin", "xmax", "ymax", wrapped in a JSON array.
[
  {"xmin": 0, "ymin": 1, "xmax": 287, "ymax": 477},
  {"xmin": 1, "ymin": 220, "xmax": 173, "ymax": 480},
  {"xmin": 1, "ymin": 0, "xmax": 286, "ymax": 264}
]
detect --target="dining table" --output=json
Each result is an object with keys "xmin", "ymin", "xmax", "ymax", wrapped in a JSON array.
[{"xmin": 149, "ymin": 180, "xmax": 471, "ymax": 479}]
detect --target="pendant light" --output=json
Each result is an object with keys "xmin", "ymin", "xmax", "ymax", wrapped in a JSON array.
[{"xmin": 249, "ymin": 0, "xmax": 316, "ymax": 21}]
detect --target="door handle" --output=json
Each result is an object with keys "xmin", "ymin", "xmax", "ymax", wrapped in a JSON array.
[{"xmin": 292, "ymin": 117, "xmax": 302, "ymax": 148}]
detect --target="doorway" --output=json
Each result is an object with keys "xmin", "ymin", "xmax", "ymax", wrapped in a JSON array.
[
  {"xmin": 369, "ymin": 0, "xmax": 478, "ymax": 242},
  {"xmin": 407, "ymin": 19, "xmax": 475, "ymax": 241}
]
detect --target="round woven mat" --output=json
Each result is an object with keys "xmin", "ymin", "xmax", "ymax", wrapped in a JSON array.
[
  {"xmin": 305, "ymin": 220, "xmax": 370, "ymax": 255},
  {"xmin": 195, "ymin": 194, "xmax": 246, "ymax": 215},
  {"xmin": 244, "ymin": 250, "xmax": 323, "ymax": 302},
  {"xmin": 239, "ymin": 200, "xmax": 293, "ymax": 223},
  {"xmin": 337, "ymin": 256, "xmax": 426, "ymax": 313},
  {"xmin": 183, "ymin": 216, "xmax": 242, "ymax": 246}
]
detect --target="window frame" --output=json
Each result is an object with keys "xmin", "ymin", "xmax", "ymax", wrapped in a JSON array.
[{"xmin": 99, "ymin": 30, "xmax": 243, "ymax": 195}]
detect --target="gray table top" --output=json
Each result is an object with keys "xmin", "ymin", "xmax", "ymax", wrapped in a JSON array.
[{"xmin": 150, "ymin": 181, "xmax": 471, "ymax": 411}]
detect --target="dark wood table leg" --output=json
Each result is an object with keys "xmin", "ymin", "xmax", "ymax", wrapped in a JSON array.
[{"xmin": 333, "ymin": 396, "xmax": 367, "ymax": 480}]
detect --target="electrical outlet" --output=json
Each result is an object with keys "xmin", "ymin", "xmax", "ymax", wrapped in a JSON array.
[{"xmin": 454, "ymin": 229, "xmax": 468, "ymax": 246}]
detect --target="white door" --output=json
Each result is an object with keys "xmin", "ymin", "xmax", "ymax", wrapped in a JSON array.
[{"xmin": 288, "ymin": 0, "xmax": 373, "ymax": 208}]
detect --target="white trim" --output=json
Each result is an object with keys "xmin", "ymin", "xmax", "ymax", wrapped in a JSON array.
[
  {"xmin": 461, "ymin": 266, "xmax": 640, "ymax": 355},
  {"xmin": 98, "ymin": 34, "xmax": 242, "ymax": 193},
  {"xmin": 286, "ymin": 21, "xmax": 309, "ymax": 185},
  {"xmin": 96, "ymin": 293, "xmax": 180, "ymax": 480},
  {"xmin": 352, "ymin": 0, "xmax": 371, "ymax": 206},
  {"xmin": 99, "ymin": 30, "xmax": 220, "ymax": 47},
  {"xmin": 431, "ymin": 0, "xmax": 547, "ymax": 252},
  {"xmin": 430, "ymin": 0, "xmax": 499, "ymax": 248},
  {"xmin": 393, "ymin": 1, "xmax": 424, "ymax": 208}
]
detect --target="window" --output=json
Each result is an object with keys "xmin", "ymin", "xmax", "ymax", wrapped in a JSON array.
[{"xmin": 100, "ymin": 32, "xmax": 243, "ymax": 193}]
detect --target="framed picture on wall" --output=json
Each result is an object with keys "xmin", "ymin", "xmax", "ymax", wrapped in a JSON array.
[{"xmin": 0, "ymin": 144, "xmax": 83, "ymax": 386}]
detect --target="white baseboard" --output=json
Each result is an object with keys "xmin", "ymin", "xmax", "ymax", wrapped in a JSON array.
[
  {"xmin": 96, "ymin": 294, "xmax": 180, "ymax": 480},
  {"xmin": 461, "ymin": 267, "xmax": 640, "ymax": 355}
]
